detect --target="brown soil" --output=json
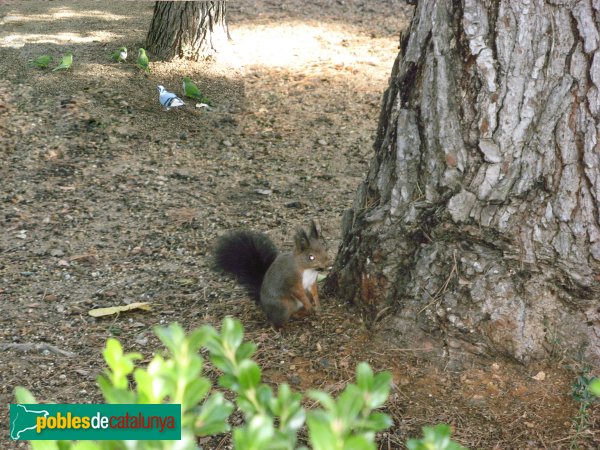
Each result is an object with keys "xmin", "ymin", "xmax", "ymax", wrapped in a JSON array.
[{"xmin": 0, "ymin": 1, "xmax": 598, "ymax": 448}]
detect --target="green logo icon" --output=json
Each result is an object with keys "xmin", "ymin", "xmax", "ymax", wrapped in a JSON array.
[
  {"xmin": 9, "ymin": 404, "xmax": 181, "ymax": 441},
  {"xmin": 10, "ymin": 404, "xmax": 50, "ymax": 439}
]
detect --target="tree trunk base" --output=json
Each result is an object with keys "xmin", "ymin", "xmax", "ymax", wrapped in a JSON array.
[
  {"xmin": 146, "ymin": 1, "xmax": 229, "ymax": 62},
  {"xmin": 328, "ymin": 0, "xmax": 600, "ymax": 365}
]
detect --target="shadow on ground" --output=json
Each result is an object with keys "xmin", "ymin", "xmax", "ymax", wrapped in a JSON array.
[{"xmin": 0, "ymin": 1, "xmax": 597, "ymax": 449}]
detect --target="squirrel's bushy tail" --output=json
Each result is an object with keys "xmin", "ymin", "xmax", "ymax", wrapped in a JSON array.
[{"xmin": 214, "ymin": 230, "xmax": 278, "ymax": 303}]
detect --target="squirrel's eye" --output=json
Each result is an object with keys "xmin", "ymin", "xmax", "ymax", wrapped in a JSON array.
[{"xmin": 309, "ymin": 254, "xmax": 315, "ymax": 261}]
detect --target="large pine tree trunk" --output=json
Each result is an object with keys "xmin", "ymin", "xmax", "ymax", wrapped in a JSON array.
[
  {"xmin": 145, "ymin": 1, "xmax": 229, "ymax": 61},
  {"xmin": 329, "ymin": 0, "xmax": 600, "ymax": 363}
]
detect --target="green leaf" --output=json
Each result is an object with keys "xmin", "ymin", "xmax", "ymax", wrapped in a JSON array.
[
  {"xmin": 210, "ymin": 354, "xmax": 232, "ymax": 373},
  {"xmin": 182, "ymin": 377, "xmax": 211, "ymax": 410},
  {"xmin": 134, "ymin": 368, "xmax": 165, "ymax": 403},
  {"xmin": 96, "ymin": 374, "xmax": 111, "ymax": 398},
  {"xmin": 57, "ymin": 441, "xmax": 72, "ymax": 450},
  {"xmin": 238, "ymin": 360, "xmax": 262, "ymax": 389},
  {"xmin": 368, "ymin": 411, "xmax": 394, "ymax": 430},
  {"xmin": 269, "ymin": 383, "xmax": 304, "ymax": 438},
  {"xmin": 102, "ymin": 339, "xmax": 141, "ymax": 389},
  {"xmin": 237, "ymin": 395, "xmax": 260, "ymax": 417},
  {"xmin": 344, "ymin": 434, "xmax": 376, "ymax": 450},
  {"xmin": 31, "ymin": 442, "xmax": 60, "ymax": 450},
  {"xmin": 337, "ymin": 385, "xmax": 364, "ymax": 422},
  {"xmin": 425, "ymin": 424, "xmax": 451, "ymax": 445},
  {"xmin": 307, "ymin": 412, "xmax": 338, "ymax": 450},
  {"xmin": 356, "ymin": 362, "xmax": 374, "ymax": 391},
  {"xmin": 236, "ymin": 341, "xmax": 257, "ymax": 361},
  {"xmin": 200, "ymin": 325, "xmax": 223, "ymax": 356},
  {"xmin": 356, "ymin": 412, "xmax": 393, "ymax": 432},
  {"xmin": 15, "ymin": 386, "xmax": 37, "ymax": 403},
  {"xmin": 97, "ymin": 375, "xmax": 136, "ymax": 404},
  {"xmin": 188, "ymin": 327, "xmax": 211, "ymax": 351},
  {"xmin": 590, "ymin": 378, "xmax": 600, "ymax": 396},
  {"xmin": 221, "ymin": 317, "xmax": 244, "ymax": 353},
  {"xmin": 155, "ymin": 323, "xmax": 186, "ymax": 355},
  {"xmin": 308, "ymin": 390, "xmax": 336, "ymax": 411},
  {"xmin": 277, "ymin": 383, "xmax": 293, "ymax": 404},
  {"xmin": 71, "ymin": 443, "xmax": 102, "ymax": 450},
  {"xmin": 256, "ymin": 384, "xmax": 273, "ymax": 406},
  {"xmin": 286, "ymin": 406, "xmax": 306, "ymax": 432},
  {"xmin": 218, "ymin": 373, "xmax": 238, "ymax": 390},
  {"xmin": 194, "ymin": 392, "xmax": 234, "ymax": 436},
  {"xmin": 407, "ymin": 424, "xmax": 467, "ymax": 450},
  {"xmin": 172, "ymin": 430, "xmax": 202, "ymax": 450},
  {"xmin": 103, "ymin": 338, "xmax": 123, "ymax": 370},
  {"xmin": 369, "ymin": 371, "xmax": 392, "ymax": 408},
  {"xmin": 406, "ymin": 439, "xmax": 426, "ymax": 450},
  {"xmin": 233, "ymin": 415, "xmax": 276, "ymax": 450}
]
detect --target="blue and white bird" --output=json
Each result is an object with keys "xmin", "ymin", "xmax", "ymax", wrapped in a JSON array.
[{"xmin": 157, "ymin": 85, "xmax": 185, "ymax": 111}]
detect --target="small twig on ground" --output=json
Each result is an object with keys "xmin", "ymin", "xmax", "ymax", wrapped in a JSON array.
[
  {"xmin": 439, "ymin": 251, "xmax": 459, "ymax": 294},
  {"xmin": 215, "ymin": 435, "xmax": 228, "ymax": 450},
  {"xmin": 374, "ymin": 306, "xmax": 392, "ymax": 323},
  {"xmin": 417, "ymin": 287, "xmax": 439, "ymax": 315},
  {"xmin": 0, "ymin": 342, "xmax": 77, "ymax": 358},
  {"xmin": 392, "ymin": 347, "xmax": 435, "ymax": 352},
  {"xmin": 418, "ymin": 250, "xmax": 459, "ymax": 315}
]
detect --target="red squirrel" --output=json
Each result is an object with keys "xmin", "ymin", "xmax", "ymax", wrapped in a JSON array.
[{"xmin": 214, "ymin": 220, "xmax": 330, "ymax": 327}]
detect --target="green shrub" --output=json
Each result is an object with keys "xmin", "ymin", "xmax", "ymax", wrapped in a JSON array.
[
  {"xmin": 15, "ymin": 317, "xmax": 464, "ymax": 449},
  {"xmin": 570, "ymin": 372, "xmax": 600, "ymax": 447},
  {"xmin": 590, "ymin": 378, "xmax": 600, "ymax": 397},
  {"xmin": 406, "ymin": 424, "xmax": 467, "ymax": 450}
]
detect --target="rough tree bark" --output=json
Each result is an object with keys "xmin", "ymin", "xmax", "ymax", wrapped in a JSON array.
[
  {"xmin": 329, "ymin": 0, "xmax": 600, "ymax": 363},
  {"xmin": 146, "ymin": 1, "xmax": 229, "ymax": 61}
]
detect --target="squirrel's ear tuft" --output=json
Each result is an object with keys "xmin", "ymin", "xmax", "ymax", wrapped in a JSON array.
[
  {"xmin": 309, "ymin": 220, "xmax": 320, "ymax": 239},
  {"xmin": 294, "ymin": 228, "xmax": 310, "ymax": 251}
]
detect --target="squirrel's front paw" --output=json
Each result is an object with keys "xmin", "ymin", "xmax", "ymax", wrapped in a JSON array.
[{"xmin": 292, "ymin": 305, "xmax": 312, "ymax": 318}]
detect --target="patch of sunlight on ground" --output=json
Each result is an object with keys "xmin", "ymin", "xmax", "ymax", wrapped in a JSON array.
[
  {"xmin": 219, "ymin": 21, "xmax": 394, "ymax": 69},
  {"xmin": 0, "ymin": 7, "xmax": 131, "ymax": 48},
  {"xmin": 0, "ymin": 10, "xmax": 130, "ymax": 24},
  {"xmin": 1, "ymin": 31, "xmax": 117, "ymax": 48}
]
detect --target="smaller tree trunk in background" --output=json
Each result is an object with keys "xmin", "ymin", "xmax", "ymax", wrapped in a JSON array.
[{"xmin": 146, "ymin": 1, "xmax": 229, "ymax": 61}]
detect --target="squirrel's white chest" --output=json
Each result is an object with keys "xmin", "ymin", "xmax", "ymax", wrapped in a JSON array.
[{"xmin": 302, "ymin": 269, "xmax": 318, "ymax": 290}]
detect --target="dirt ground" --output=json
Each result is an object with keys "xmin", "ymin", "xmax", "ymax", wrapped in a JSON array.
[{"xmin": 0, "ymin": 1, "xmax": 598, "ymax": 448}]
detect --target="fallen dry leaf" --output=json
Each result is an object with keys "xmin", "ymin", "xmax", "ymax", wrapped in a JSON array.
[
  {"xmin": 532, "ymin": 371, "xmax": 546, "ymax": 381},
  {"xmin": 88, "ymin": 302, "xmax": 152, "ymax": 317}
]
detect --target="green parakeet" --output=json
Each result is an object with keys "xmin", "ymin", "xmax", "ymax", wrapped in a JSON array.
[
  {"xmin": 111, "ymin": 46, "xmax": 127, "ymax": 62},
  {"xmin": 29, "ymin": 55, "xmax": 53, "ymax": 69},
  {"xmin": 136, "ymin": 48, "xmax": 150, "ymax": 72},
  {"xmin": 182, "ymin": 76, "xmax": 211, "ymax": 105},
  {"xmin": 52, "ymin": 53, "xmax": 73, "ymax": 72}
]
